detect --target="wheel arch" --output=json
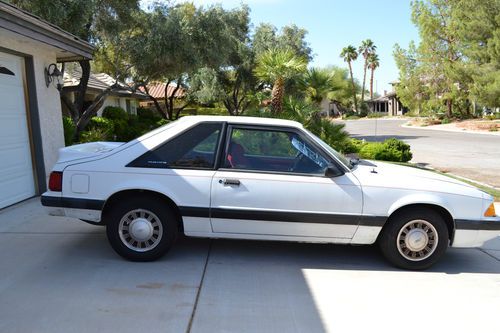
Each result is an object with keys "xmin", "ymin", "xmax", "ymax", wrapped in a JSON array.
[
  {"xmin": 101, "ymin": 189, "xmax": 184, "ymax": 232},
  {"xmin": 383, "ymin": 203, "xmax": 455, "ymax": 243}
]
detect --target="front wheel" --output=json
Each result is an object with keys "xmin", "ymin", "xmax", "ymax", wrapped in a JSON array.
[
  {"xmin": 379, "ymin": 208, "xmax": 449, "ymax": 270},
  {"xmin": 106, "ymin": 197, "xmax": 178, "ymax": 261}
]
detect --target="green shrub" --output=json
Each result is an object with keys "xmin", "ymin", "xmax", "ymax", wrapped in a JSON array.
[
  {"xmin": 338, "ymin": 138, "xmax": 365, "ymax": 154},
  {"xmin": 367, "ymin": 112, "xmax": 386, "ymax": 118},
  {"xmin": 84, "ymin": 117, "xmax": 114, "ymax": 141},
  {"xmin": 63, "ymin": 117, "xmax": 76, "ymax": 146},
  {"xmin": 358, "ymin": 138, "xmax": 412, "ymax": 162},
  {"xmin": 484, "ymin": 113, "xmax": 500, "ymax": 120},
  {"xmin": 196, "ymin": 106, "xmax": 226, "ymax": 116},
  {"xmin": 102, "ymin": 106, "xmax": 128, "ymax": 120},
  {"xmin": 79, "ymin": 128, "xmax": 109, "ymax": 143},
  {"xmin": 156, "ymin": 118, "xmax": 170, "ymax": 127},
  {"xmin": 137, "ymin": 107, "xmax": 160, "ymax": 120},
  {"xmin": 441, "ymin": 117, "xmax": 451, "ymax": 124}
]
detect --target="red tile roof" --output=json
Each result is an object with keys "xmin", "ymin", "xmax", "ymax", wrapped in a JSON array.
[{"xmin": 141, "ymin": 82, "xmax": 186, "ymax": 99}]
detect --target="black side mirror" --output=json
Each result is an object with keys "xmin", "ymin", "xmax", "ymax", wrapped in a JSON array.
[{"xmin": 324, "ymin": 164, "xmax": 344, "ymax": 178}]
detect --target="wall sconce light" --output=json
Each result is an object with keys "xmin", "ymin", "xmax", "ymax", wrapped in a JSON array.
[{"xmin": 44, "ymin": 63, "xmax": 63, "ymax": 89}]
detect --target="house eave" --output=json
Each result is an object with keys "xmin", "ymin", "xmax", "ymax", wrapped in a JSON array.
[{"xmin": 0, "ymin": 1, "xmax": 94, "ymax": 61}]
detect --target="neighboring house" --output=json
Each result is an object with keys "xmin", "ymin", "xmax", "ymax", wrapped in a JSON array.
[
  {"xmin": 139, "ymin": 82, "xmax": 186, "ymax": 109},
  {"xmin": 367, "ymin": 82, "xmax": 408, "ymax": 116},
  {"xmin": 0, "ymin": 2, "xmax": 93, "ymax": 209},
  {"xmin": 319, "ymin": 98, "xmax": 344, "ymax": 117},
  {"xmin": 62, "ymin": 70, "xmax": 149, "ymax": 116}
]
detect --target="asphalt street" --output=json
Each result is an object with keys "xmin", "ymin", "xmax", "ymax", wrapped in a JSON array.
[
  {"xmin": 1, "ymin": 199, "xmax": 499, "ymax": 333},
  {"xmin": 342, "ymin": 119, "xmax": 500, "ymax": 188}
]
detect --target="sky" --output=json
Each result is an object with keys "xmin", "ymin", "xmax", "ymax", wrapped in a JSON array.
[{"xmin": 142, "ymin": 0, "xmax": 420, "ymax": 94}]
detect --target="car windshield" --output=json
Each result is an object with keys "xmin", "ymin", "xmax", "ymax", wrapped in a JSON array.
[{"xmin": 304, "ymin": 129, "xmax": 353, "ymax": 169}]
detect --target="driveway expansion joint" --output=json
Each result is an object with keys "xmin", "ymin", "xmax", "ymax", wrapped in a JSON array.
[
  {"xmin": 186, "ymin": 239, "xmax": 212, "ymax": 333},
  {"xmin": 478, "ymin": 248, "xmax": 500, "ymax": 262}
]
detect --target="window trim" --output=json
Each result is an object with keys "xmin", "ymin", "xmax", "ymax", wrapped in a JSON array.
[
  {"xmin": 219, "ymin": 124, "xmax": 345, "ymax": 178},
  {"xmin": 126, "ymin": 121, "xmax": 225, "ymax": 170}
]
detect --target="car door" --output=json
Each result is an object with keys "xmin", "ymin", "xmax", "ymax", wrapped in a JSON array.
[{"xmin": 210, "ymin": 125, "xmax": 363, "ymax": 240}]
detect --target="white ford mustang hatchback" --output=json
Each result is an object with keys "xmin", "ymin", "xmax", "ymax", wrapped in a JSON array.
[{"xmin": 42, "ymin": 116, "xmax": 500, "ymax": 269}]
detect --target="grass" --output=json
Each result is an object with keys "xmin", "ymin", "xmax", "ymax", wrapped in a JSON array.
[
  {"xmin": 436, "ymin": 172, "xmax": 500, "ymax": 201},
  {"xmin": 388, "ymin": 162, "xmax": 500, "ymax": 201}
]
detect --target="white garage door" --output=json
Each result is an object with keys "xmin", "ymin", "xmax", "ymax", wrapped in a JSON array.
[{"xmin": 0, "ymin": 52, "xmax": 35, "ymax": 209}]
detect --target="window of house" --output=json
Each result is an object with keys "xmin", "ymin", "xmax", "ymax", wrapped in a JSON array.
[
  {"xmin": 224, "ymin": 127, "xmax": 329, "ymax": 174},
  {"xmin": 128, "ymin": 122, "xmax": 222, "ymax": 169}
]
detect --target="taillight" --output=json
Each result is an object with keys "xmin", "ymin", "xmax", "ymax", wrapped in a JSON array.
[{"xmin": 48, "ymin": 172, "xmax": 63, "ymax": 192}]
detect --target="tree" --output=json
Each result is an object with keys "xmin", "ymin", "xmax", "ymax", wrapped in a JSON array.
[
  {"xmin": 453, "ymin": 0, "xmax": 500, "ymax": 109},
  {"xmin": 254, "ymin": 48, "xmax": 307, "ymax": 114},
  {"xmin": 302, "ymin": 67, "xmax": 335, "ymax": 105},
  {"xmin": 9, "ymin": 0, "xmax": 141, "ymax": 138},
  {"xmin": 127, "ymin": 3, "xmax": 251, "ymax": 119},
  {"xmin": 367, "ymin": 53, "xmax": 380, "ymax": 99},
  {"xmin": 358, "ymin": 39, "xmax": 376, "ymax": 105},
  {"xmin": 393, "ymin": 0, "xmax": 500, "ymax": 117},
  {"xmin": 340, "ymin": 45, "xmax": 359, "ymax": 112},
  {"xmin": 252, "ymin": 23, "xmax": 312, "ymax": 60},
  {"xmin": 326, "ymin": 66, "xmax": 358, "ymax": 111}
]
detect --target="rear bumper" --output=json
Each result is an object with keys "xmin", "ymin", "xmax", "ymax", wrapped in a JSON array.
[
  {"xmin": 41, "ymin": 195, "xmax": 104, "ymax": 210},
  {"xmin": 452, "ymin": 217, "xmax": 500, "ymax": 247},
  {"xmin": 41, "ymin": 195, "xmax": 103, "ymax": 223}
]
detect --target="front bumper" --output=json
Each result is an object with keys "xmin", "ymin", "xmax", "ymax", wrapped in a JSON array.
[{"xmin": 452, "ymin": 217, "xmax": 500, "ymax": 247}]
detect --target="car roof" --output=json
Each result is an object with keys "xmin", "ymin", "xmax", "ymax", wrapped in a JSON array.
[{"xmin": 179, "ymin": 115, "xmax": 303, "ymax": 128}]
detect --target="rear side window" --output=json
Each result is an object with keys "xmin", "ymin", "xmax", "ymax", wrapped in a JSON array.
[{"xmin": 128, "ymin": 122, "xmax": 222, "ymax": 169}]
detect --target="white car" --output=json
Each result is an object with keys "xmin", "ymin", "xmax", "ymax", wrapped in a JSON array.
[{"xmin": 41, "ymin": 116, "xmax": 500, "ymax": 269}]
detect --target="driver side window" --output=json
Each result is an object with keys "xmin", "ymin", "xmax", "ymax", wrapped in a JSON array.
[{"xmin": 224, "ymin": 127, "xmax": 330, "ymax": 175}]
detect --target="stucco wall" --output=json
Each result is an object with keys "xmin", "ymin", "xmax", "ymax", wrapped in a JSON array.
[{"xmin": 0, "ymin": 28, "xmax": 65, "ymax": 178}]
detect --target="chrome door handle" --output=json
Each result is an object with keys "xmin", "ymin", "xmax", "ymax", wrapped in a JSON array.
[{"xmin": 220, "ymin": 178, "xmax": 240, "ymax": 186}]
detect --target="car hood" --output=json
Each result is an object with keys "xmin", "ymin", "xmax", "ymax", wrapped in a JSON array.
[{"xmin": 350, "ymin": 160, "xmax": 485, "ymax": 199}]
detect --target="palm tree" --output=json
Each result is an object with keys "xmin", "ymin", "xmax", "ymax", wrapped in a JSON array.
[
  {"xmin": 302, "ymin": 67, "xmax": 335, "ymax": 105},
  {"xmin": 367, "ymin": 53, "xmax": 380, "ymax": 99},
  {"xmin": 340, "ymin": 45, "xmax": 358, "ymax": 112},
  {"xmin": 358, "ymin": 39, "xmax": 376, "ymax": 105},
  {"xmin": 254, "ymin": 48, "xmax": 307, "ymax": 114}
]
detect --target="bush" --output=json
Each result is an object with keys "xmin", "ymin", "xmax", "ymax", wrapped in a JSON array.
[
  {"xmin": 79, "ymin": 128, "xmax": 109, "ymax": 143},
  {"xmin": 156, "ymin": 118, "xmax": 170, "ymax": 127},
  {"xmin": 441, "ymin": 117, "xmax": 451, "ymax": 124},
  {"xmin": 137, "ymin": 107, "xmax": 160, "ymax": 120},
  {"xmin": 338, "ymin": 138, "xmax": 365, "ymax": 154},
  {"xmin": 367, "ymin": 112, "xmax": 386, "ymax": 118},
  {"xmin": 102, "ymin": 106, "xmax": 128, "ymax": 120},
  {"xmin": 196, "ymin": 106, "xmax": 227, "ymax": 116},
  {"xmin": 358, "ymin": 138, "xmax": 412, "ymax": 162},
  {"xmin": 63, "ymin": 117, "xmax": 76, "ymax": 146},
  {"xmin": 87, "ymin": 116, "xmax": 114, "ymax": 137}
]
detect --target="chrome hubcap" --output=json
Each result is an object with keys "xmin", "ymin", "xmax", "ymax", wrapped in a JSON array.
[
  {"xmin": 119, "ymin": 209, "xmax": 163, "ymax": 252},
  {"xmin": 397, "ymin": 219, "xmax": 438, "ymax": 261}
]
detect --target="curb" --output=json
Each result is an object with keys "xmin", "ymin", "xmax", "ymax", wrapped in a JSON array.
[{"xmin": 401, "ymin": 123, "xmax": 500, "ymax": 136}]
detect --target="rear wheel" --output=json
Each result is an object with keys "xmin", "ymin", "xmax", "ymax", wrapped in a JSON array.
[
  {"xmin": 106, "ymin": 197, "xmax": 178, "ymax": 261},
  {"xmin": 379, "ymin": 208, "xmax": 449, "ymax": 270}
]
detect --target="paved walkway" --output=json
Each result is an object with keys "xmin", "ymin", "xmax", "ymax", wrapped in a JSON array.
[
  {"xmin": 1, "ymin": 199, "xmax": 499, "ymax": 333},
  {"xmin": 342, "ymin": 119, "xmax": 500, "ymax": 188}
]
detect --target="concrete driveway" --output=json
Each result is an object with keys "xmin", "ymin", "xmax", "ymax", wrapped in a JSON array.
[
  {"xmin": 1, "ymin": 198, "xmax": 500, "ymax": 333},
  {"xmin": 342, "ymin": 119, "xmax": 500, "ymax": 188}
]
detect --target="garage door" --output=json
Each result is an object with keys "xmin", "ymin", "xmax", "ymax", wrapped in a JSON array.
[{"xmin": 0, "ymin": 52, "xmax": 35, "ymax": 209}]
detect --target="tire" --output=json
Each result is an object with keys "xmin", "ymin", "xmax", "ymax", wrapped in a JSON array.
[
  {"xmin": 105, "ymin": 197, "xmax": 178, "ymax": 261},
  {"xmin": 379, "ymin": 208, "xmax": 449, "ymax": 270}
]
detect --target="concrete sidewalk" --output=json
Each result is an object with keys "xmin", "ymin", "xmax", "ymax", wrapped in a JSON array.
[{"xmin": 1, "ymin": 198, "xmax": 500, "ymax": 333}]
